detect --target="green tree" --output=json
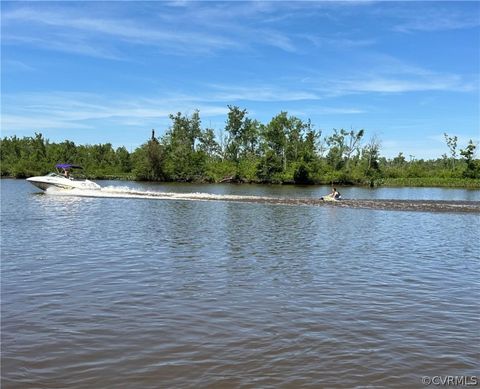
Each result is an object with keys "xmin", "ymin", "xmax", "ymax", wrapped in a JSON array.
[
  {"xmin": 460, "ymin": 140, "xmax": 479, "ymax": 178},
  {"xmin": 198, "ymin": 128, "xmax": 221, "ymax": 159},
  {"xmin": 47, "ymin": 140, "xmax": 77, "ymax": 165},
  {"xmin": 116, "ymin": 146, "xmax": 132, "ymax": 172},
  {"xmin": 344, "ymin": 128, "xmax": 365, "ymax": 169},
  {"xmin": 262, "ymin": 112, "xmax": 289, "ymax": 173},
  {"xmin": 162, "ymin": 112, "xmax": 206, "ymax": 180},
  {"xmin": 444, "ymin": 132, "xmax": 458, "ymax": 170},
  {"xmin": 326, "ymin": 128, "xmax": 364, "ymax": 171},
  {"xmin": 189, "ymin": 110, "xmax": 202, "ymax": 152},
  {"xmin": 132, "ymin": 130, "xmax": 165, "ymax": 180},
  {"xmin": 361, "ymin": 135, "xmax": 381, "ymax": 184},
  {"xmin": 224, "ymin": 105, "xmax": 248, "ymax": 163},
  {"xmin": 240, "ymin": 118, "xmax": 261, "ymax": 158},
  {"xmin": 30, "ymin": 132, "xmax": 47, "ymax": 163},
  {"xmin": 326, "ymin": 129, "xmax": 346, "ymax": 170},
  {"xmin": 392, "ymin": 152, "xmax": 406, "ymax": 166},
  {"xmin": 257, "ymin": 149, "xmax": 283, "ymax": 182}
]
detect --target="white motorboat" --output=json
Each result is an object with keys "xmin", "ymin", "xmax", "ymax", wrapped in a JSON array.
[{"xmin": 26, "ymin": 164, "xmax": 101, "ymax": 191}]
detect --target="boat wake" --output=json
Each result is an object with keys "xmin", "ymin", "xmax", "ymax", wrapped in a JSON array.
[
  {"xmin": 42, "ymin": 185, "xmax": 480, "ymax": 214},
  {"xmin": 46, "ymin": 185, "xmax": 272, "ymax": 202}
]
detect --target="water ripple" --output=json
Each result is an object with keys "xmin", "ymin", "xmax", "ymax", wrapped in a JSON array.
[{"xmin": 2, "ymin": 180, "xmax": 479, "ymax": 388}]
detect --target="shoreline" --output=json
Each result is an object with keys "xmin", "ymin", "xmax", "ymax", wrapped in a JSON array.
[{"xmin": 3, "ymin": 176, "xmax": 480, "ymax": 189}]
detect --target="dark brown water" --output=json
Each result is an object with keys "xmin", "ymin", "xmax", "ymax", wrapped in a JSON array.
[{"xmin": 2, "ymin": 180, "xmax": 479, "ymax": 388}]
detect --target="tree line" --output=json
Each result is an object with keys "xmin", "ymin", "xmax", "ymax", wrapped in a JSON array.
[{"xmin": 1, "ymin": 106, "xmax": 479, "ymax": 187}]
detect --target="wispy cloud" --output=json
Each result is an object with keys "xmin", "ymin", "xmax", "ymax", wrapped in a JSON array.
[
  {"xmin": 1, "ymin": 114, "xmax": 92, "ymax": 131},
  {"xmin": 1, "ymin": 91, "xmax": 226, "ymax": 131},
  {"xmin": 7, "ymin": 34, "xmax": 123, "ymax": 60},
  {"xmin": 205, "ymin": 84, "xmax": 321, "ymax": 102},
  {"xmin": 1, "ymin": 59, "xmax": 36, "ymax": 72},
  {"xmin": 2, "ymin": 6, "xmax": 238, "ymax": 57},
  {"xmin": 392, "ymin": 6, "xmax": 480, "ymax": 33},
  {"xmin": 1, "ymin": 1, "xmax": 382, "ymax": 59},
  {"xmin": 304, "ymin": 53, "xmax": 477, "ymax": 96},
  {"xmin": 303, "ymin": 34, "xmax": 377, "ymax": 48},
  {"xmin": 257, "ymin": 29, "xmax": 297, "ymax": 52},
  {"xmin": 331, "ymin": 74, "xmax": 475, "ymax": 94},
  {"xmin": 298, "ymin": 106, "xmax": 366, "ymax": 115},
  {"xmin": 1, "ymin": 84, "xmax": 366, "ymax": 134}
]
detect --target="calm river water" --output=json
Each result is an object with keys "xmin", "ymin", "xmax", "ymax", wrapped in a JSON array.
[{"xmin": 1, "ymin": 179, "xmax": 479, "ymax": 388}]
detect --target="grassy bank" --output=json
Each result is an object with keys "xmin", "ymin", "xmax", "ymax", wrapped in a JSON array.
[
  {"xmin": 5, "ymin": 174, "xmax": 480, "ymax": 189},
  {"xmin": 379, "ymin": 177, "xmax": 480, "ymax": 189}
]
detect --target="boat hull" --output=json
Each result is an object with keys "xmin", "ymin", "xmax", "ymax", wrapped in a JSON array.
[{"xmin": 27, "ymin": 176, "xmax": 101, "ymax": 191}]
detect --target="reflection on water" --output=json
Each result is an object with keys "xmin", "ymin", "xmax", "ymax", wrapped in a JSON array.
[{"xmin": 1, "ymin": 180, "xmax": 479, "ymax": 388}]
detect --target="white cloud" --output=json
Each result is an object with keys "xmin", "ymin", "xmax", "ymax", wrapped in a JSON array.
[
  {"xmin": 257, "ymin": 30, "xmax": 297, "ymax": 52},
  {"xmin": 2, "ymin": 6, "xmax": 238, "ymax": 57},
  {"xmin": 1, "ymin": 114, "xmax": 93, "ymax": 131},
  {"xmin": 0, "ymin": 1, "xmax": 383, "ymax": 59},
  {"xmin": 393, "ymin": 8, "xmax": 480, "ymax": 33},
  {"xmin": 305, "ymin": 54, "xmax": 478, "ymax": 96},
  {"xmin": 1, "ymin": 92, "xmax": 229, "ymax": 133},
  {"xmin": 1, "ymin": 84, "xmax": 368, "ymax": 135},
  {"xmin": 334, "ymin": 75, "xmax": 474, "ymax": 94},
  {"xmin": 206, "ymin": 84, "xmax": 321, "ymax": 102},
  {"xmin": 2, "ymin": 59, "xmax": 36, "ymax": 72},
  {"xmin": 303, "ymin": 34, "xmax": 377, "ymax": 48},
  {"xmin": 309, "ymin": 107, "xmax": 366, "ymax": 115}
]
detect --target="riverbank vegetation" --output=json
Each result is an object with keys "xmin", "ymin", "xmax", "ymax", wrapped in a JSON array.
[{"xmin": 1, "ymin": 106, "xmax": 479, "ymax": 188}]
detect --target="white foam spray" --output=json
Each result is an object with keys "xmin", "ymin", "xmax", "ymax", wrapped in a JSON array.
[{"xmin": 45, "ymin": 185, "xmax": 274, "ymax": 203}]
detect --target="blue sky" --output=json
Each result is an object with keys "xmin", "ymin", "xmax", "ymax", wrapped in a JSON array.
[{"xmin": 1, "ymin": 1, "xmax": 479, "ymax": 159}]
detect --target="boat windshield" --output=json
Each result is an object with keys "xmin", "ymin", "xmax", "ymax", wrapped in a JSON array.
[{"xmin": 47, "ymin": 172, "xmax": 64, "ymax": 177}]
